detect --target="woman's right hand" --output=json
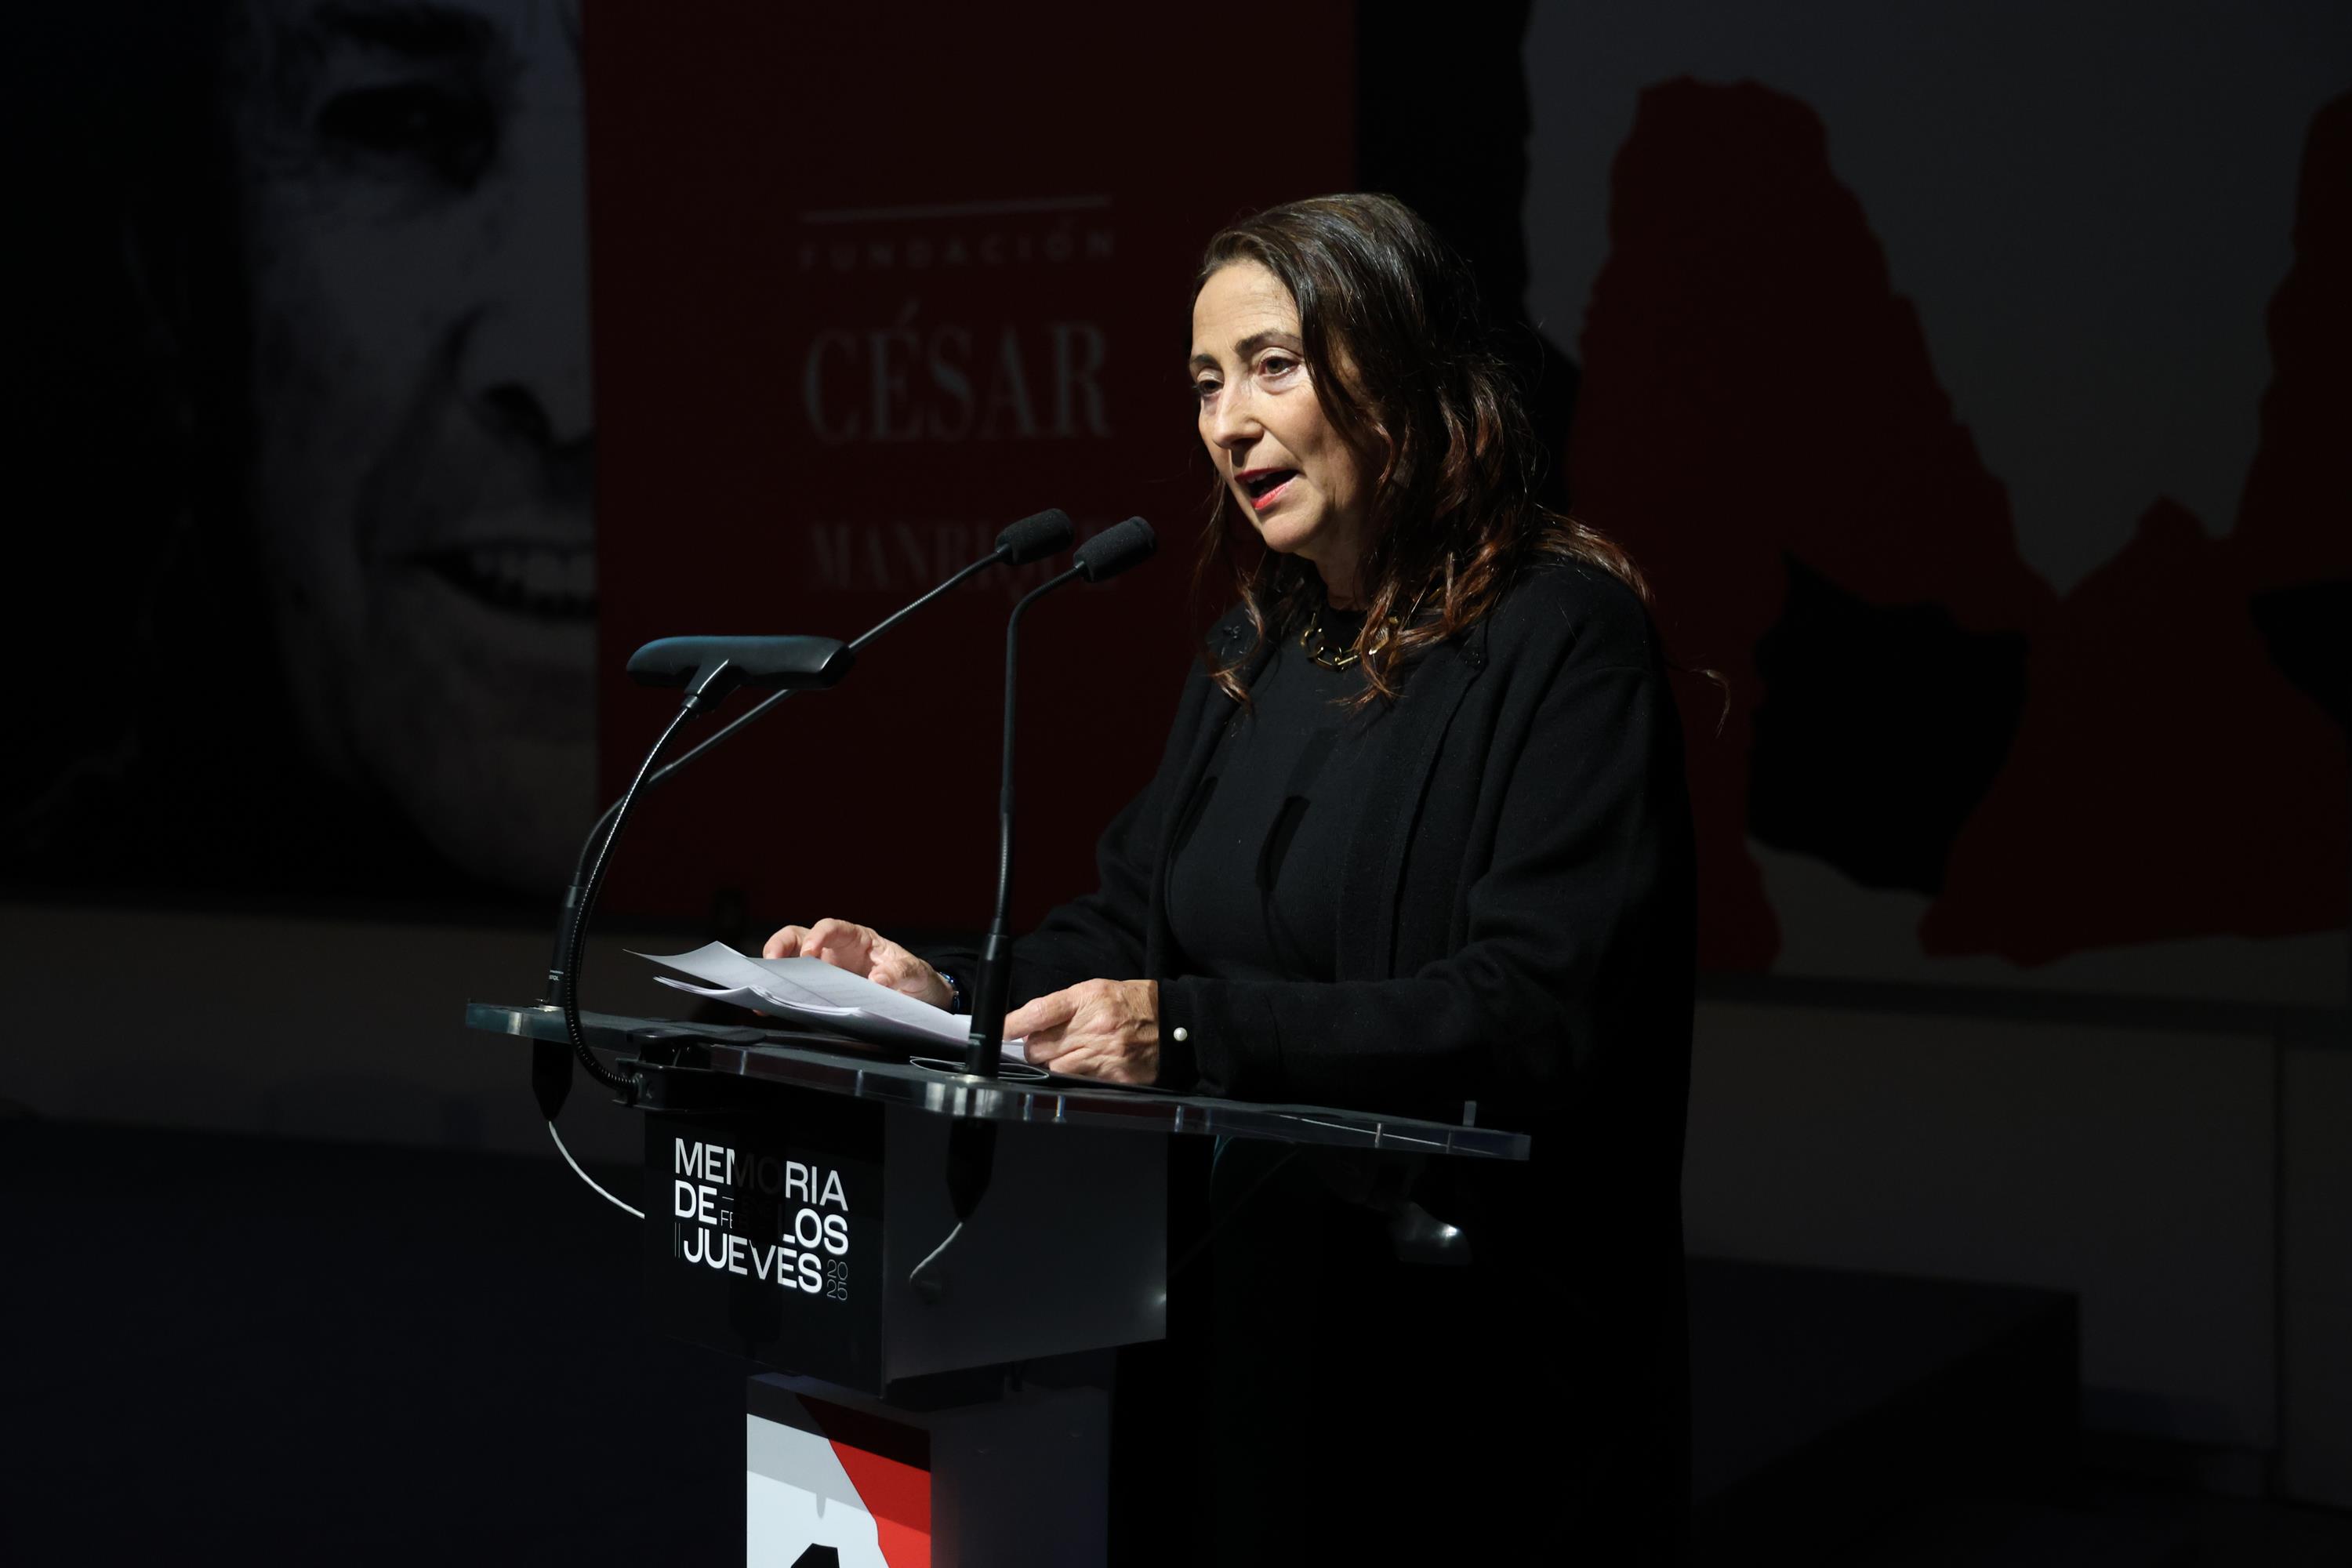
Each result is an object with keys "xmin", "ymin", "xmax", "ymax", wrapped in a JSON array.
[{"xmin": 763, "ymin": 918, "xmax": 953, "ymax": 1011}]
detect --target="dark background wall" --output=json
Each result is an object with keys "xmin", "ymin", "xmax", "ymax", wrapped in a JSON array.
[{"xmin": 5, "ymin": 0, "xmax": 2339, "ymax": 1001}]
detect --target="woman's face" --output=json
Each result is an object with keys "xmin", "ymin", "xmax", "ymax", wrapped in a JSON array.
[{"xmin": 1190, "ymin": 260, "xmax": 1377, "ymax": 601}]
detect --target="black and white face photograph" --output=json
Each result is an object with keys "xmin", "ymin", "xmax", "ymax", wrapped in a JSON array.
[
  {"xmin": 226, "ymin": 0, "xmax": 597, "ymax": 894},
  {"xmin": 2, "ymin": 3, "xmax": 2347, "ymax": 1563},
  {"xmin": 8, "ymin": 0, "xmax": 595, "ymax": 904}
]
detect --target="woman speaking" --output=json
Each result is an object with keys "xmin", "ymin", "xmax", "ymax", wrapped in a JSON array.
[{"xmin": 767, "ymin": 194, "xmax": 1696, "ymax": 1559}]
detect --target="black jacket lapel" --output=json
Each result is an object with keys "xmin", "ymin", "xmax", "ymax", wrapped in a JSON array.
[{"xmin": 1335, "ymin": 626, "xmax": 1488, "ymax": 981}]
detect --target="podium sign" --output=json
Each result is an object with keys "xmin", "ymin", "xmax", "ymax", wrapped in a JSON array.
[{"xmin": 644, "ymin": 1103, "xmax": 887, "ymax": 1392}]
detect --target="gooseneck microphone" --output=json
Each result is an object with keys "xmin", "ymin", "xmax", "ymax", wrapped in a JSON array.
[
  {"xmin": 964, "ymin": 516, "xmax": 1158, "ymax": 1076},
  {"xmin": 535, "ymin": 508, "xmax": 1074, "ymax": 1114},
  {"xmin": 643, "ymin": 506, "xmax": 1075, "ymax": 822},
  {"xmin": 554, "ymin": 508, "xmax": 1073, "ymax": 919},
  {"xmin": 555, "ymin": 638, "xmax": 852, "ymax": 1101}
]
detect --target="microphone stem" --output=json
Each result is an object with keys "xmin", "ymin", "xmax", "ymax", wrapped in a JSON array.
[
  {"xmin": 993, "ymin": 597, "xmax": 1023, "ymax": 933},
  {"xmin": 966, "ymin": 566, "xmax": 1082, "ymax": 1074}
]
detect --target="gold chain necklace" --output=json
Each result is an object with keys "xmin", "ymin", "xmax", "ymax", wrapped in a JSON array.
[{"xmin": 1298, "ymin": 606, "xmax": 1398, "ymax": 671}]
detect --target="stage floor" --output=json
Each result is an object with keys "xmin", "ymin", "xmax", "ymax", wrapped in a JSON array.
[{"xmin": 3, "ymin": 1120, "xmax": 2343, "ymax": 1563}]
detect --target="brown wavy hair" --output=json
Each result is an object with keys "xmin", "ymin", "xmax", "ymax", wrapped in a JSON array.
[{"xmin": 1193, "ymin": 193, "xmax": 1647, "ymax": 705}]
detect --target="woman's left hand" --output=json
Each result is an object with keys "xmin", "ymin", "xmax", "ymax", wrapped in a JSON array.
[{"xmin": 1004, "ymin": 979, "xmax": 1160, "ymax": 1084}]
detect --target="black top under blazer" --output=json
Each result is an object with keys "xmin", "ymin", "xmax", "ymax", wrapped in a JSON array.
[{"xmin": 940, "ymin": 558, "xmax": 1697, "ymax": 1554}]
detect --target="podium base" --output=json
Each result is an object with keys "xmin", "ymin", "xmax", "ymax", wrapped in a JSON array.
[{"xmin": 746, "ymin": 1366, "xmax": 1110, "ymax": 1566}]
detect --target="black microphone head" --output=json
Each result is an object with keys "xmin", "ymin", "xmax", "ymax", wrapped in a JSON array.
[
  {"xmin": 1073, "ymin": 517, "xmax": 1156, "ymax": 583},
  {"xmin": 995, "ymin": 508, "xmax": 1075, "ymax": 565},
  {"xmin": 626, "ymin": 635, "xmax": 854, "ymax": 694}
]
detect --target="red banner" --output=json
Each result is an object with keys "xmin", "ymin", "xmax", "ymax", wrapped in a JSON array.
[{"xmin": 585, "ymin": 9, "xmax": 1354, "ymax": 926}]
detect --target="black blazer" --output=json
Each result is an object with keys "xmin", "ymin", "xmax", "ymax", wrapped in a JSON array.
[
  {"xmin": 941, "ymin": 559, "xmax": 1697, "ymax": 1552},
  {"xmin": 966, "ymin": 557, "xmax": 1693, "ymax": 1141}
]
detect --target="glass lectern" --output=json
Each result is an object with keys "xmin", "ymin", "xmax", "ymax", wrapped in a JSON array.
[{"xmin": 469, "ymin": 1000, "xmax": 1528, "ymax": 1565}]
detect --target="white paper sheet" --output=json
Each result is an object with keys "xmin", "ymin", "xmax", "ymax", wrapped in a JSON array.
[{"xmin": 634, "ymin": 942, "xmax": 1025, "ymax": 1062}]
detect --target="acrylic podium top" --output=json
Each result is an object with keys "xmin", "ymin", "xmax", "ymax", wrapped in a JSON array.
[{"xmin": 469, "ymin": 1002, "xmax": 1529, "ymax": 1161}]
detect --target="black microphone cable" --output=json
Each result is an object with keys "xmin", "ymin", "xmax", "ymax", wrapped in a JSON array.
[{"xmin": 559, "ymin": 694, "xmax": 709, "ymax": 1099}]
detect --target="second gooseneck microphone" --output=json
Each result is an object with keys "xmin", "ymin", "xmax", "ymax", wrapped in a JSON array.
[
  {"xmin": 543, "ymin": 508, "xmax": 1073, "ymax": 1018},
  {"xmin": 569, "ymin": 506, "xmax": 1074, "ymax": 891},
  {"xmin": 536, "ymin": 508, "xmax": 1073, "ymax": 1114},
  {"xmin": 964, "ymin": 516, "xmax": 1159, "ymax": 1076}
]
